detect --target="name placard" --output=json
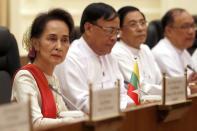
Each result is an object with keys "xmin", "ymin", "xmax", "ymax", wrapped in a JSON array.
[
  {"xmin": 0, "ymin": 102, "xmax": 31, "ymax": 131},
  {"xmin": 164, "ymin": 77, "xmax": 186, "ymax": 105},
  {"xmin": 89, "ymin": 86, "xmax": 120, "ymax": 121}
]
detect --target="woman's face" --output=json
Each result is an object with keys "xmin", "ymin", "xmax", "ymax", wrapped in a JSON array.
[{"xmin": 33, "ymin": 19, "xmax": 70, "ymax": 66}]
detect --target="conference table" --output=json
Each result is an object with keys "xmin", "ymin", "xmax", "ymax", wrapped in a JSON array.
[{"xmin": 38, "ymin": 94, "xmax": 197, "ymax": 131}]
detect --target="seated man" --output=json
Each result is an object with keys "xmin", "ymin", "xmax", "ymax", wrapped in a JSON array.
[
  {"xmin": 112, "ymin": 6, "xmax": 162, "ymax": 102},
  {"xmin": 55, "ymin": 3, "xmax": 132, "ymax": 113},
  {"xmin": 152, "ymin": 8, "xmax": 197, "ymax": 94}
]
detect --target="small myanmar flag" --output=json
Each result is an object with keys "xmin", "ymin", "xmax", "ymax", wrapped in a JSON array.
[{"xmin": 127, "ymin": 61, "xmax": 141, "ymax": 105}]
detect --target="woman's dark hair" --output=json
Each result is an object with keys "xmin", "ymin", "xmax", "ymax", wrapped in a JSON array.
[
  {"xmin": 118, "ymin": 6, "xmax": 146, "ymax": 28},
  {"xmin": 31, "ymin": 8, "xmax": 74, "ymax": 40},
  {"xmin": 80, "ymin": 2, "xmax": 118, "ymax": 33},
  {"xmin": 161, "ymin": 8, "xmax": 185, "ymax": 30},
  {"xmin": 29, "ymin": 8, "xmax": 74, "ymax": 62}
]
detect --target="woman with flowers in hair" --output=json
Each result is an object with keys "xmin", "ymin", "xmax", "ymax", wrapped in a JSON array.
[{"xmin": 11, "ymin": 8, "xmax": 84, "ymax": 129}]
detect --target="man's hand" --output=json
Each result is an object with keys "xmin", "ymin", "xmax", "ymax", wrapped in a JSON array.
[
  {"xmin": 188, "ymin": 72, "xmax": 197, "ymax": 82},
  {"xmin": 188, "ymin": 83, "xmax": 197, "ymax": 94}
]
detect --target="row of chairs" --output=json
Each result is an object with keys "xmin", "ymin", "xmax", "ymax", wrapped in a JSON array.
[{"xmin": 0, "ymin": 16, "xmax": 197, "ymax": 104}]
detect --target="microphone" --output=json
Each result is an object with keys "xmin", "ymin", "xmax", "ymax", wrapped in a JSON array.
[
  {"xmin": 124, "ymin": 80, "xmax": 149, "ymax": 95},
  {"xmin": 48, "ymin": 84, "xmax": 83, "ymax": 112},
  {"xmin": 187, "ymin": 65, "xmax": 197, "ymax": 73}
]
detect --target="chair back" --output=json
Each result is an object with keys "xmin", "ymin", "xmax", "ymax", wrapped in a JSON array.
[
  {"xmin": 0, "ymin": 26, "xmax": 21, "ymax": 104},
  {"xmin": 145, "ymin": 20, "xmax": 164, "ymax": 49}
]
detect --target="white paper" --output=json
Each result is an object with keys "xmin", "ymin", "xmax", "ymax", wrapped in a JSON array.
[
  {"xmin": 91, "ymin": 87, "xmax": 120, "ymax": 121},
  {"xmin": 0, "ymin": 102, "xmax": 31, "ymax": 131},
  {"xmin": 165, "ymin": 77, "xmax": 186, "ymax": 105}
]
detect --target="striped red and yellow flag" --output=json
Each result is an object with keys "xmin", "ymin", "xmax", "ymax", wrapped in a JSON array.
[{"xmin": 127, "ymin": 61, "xmax": 140, "ymax": 105}]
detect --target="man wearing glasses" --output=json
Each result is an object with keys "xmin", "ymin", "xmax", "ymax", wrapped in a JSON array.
[
  {"xmin": 112, "ymin": 6, "xmax": 162, "ymax": 102},
  {"xmin": 55, "ymin": 3, "xmax": 132, "ymax": 113},
  {"xmin": 152, "ymin": 8, "xmax": 197, "ymax": 94}
]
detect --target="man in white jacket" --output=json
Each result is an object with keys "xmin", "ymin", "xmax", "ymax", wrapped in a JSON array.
[
  {"xmin": 152, "ymin": 8, "xmax": 197, "ymax": 94},
  {"xmin": 112, "ymin": 6, "xmax": 162, "ymax": 101},
  {"xmin": 55, "ymin": 3, "xmax": 133, "ymax": 113}
]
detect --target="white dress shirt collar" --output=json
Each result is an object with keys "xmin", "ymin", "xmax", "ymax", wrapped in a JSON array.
[
  {"xmin": 164, "ymin": 37, "xmax": 184, "ymax": 55},
  {"xmin": 119, "ymin": 40, "xmax": 142, "ymax": 58},
  {"xmin": 80, "ymin": 36, "xmax": 99, "ymax": 57}
]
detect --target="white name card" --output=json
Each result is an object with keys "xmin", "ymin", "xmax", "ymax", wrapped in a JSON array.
[
  {"xmin": 0, "ymin": 102, "xmax": 31, "ymax": 131},
  {"xmin": 165, "ymin": 77, "xmax": 186, "ymax": 105},
  {"xmin": 90, "ymin": 87, "xmax": 120, "ymax": 121}
]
